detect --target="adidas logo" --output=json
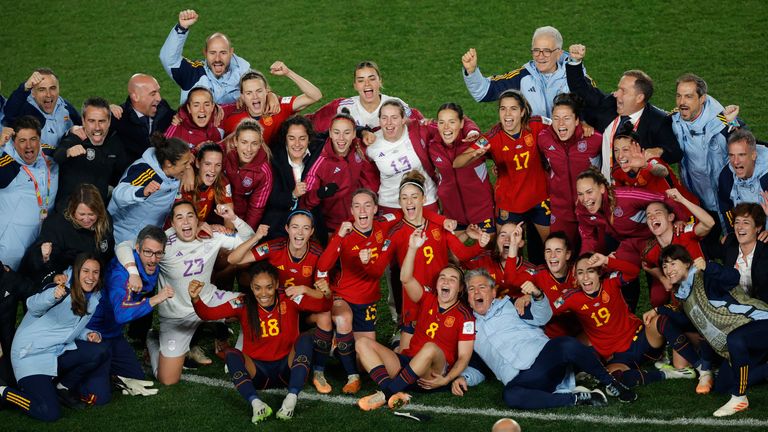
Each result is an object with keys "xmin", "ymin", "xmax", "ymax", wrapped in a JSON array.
[
  {"xmin": 378, "ymin": 152, "xmax": 385, "ymax": 157},
  {"xmin": 528, "ymin": 86, "xmax": 536, "ymax": 93},
  {"xmin": 176, "ymin": 251, "xmax": 184, "ymax": 257},
  {"xmin": 502, "ymin": 146, "xmax": 509, "ymax": 151},
  {"xmin": 548, "ymin": 145, "xmax": 555, "ymax": 150},
  {"xmin": 333, "ymin": 167, "xmax": 341, "ymax": 174},
  {"xmin": 435, "ymin": 157, "xmax": 442, "ymax": 163},
  {"xmin": 581, "ymin": 304, "xmax": 589, "ymax": 310},
  {"xmin": 352, "ymin": 245, "xmax": 359, "ymax": 250}
]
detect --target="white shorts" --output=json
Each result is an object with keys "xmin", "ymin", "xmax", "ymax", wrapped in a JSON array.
[{"xmin": 158, "ymin": 289, "xmax": 239, "ymax": 358}]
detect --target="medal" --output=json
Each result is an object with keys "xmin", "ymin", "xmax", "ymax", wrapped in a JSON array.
[{"xmin": 40, "ymin": 208, "xmax": 48, "ymax": 220}]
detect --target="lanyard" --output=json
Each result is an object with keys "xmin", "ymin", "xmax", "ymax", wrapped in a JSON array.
[{"xmin": 20, "ymin": 156, "xmax": 51, "ymax": 217}]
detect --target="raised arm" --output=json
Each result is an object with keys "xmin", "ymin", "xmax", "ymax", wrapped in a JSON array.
[
  {"xmin": 269, "ymin": 62, "xmax": 322, "ymax": 112},
  {"xmin": 400, "ymin": 229, "xmax": 427, "ymax": 304},
  {"xmin": 226, "ymin": 224, "xmax": 269, "ymax": 265}
]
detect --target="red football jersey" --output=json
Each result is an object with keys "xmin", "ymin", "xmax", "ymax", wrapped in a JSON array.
[
  {"xmin": 251, "ymin": 238, "xmax": 323, "ymax": 295},
  {"xmin": 316, "ymin": 221, "xmax": 389, "ymax": 304},
  {"xmin": 193, "ymin": 294, "xmax": 330, "ymax": 361},
  {"xmin": 553, "ymin": 258, "xmax": 641, "ymax": 359},
  {"xmin": 484, "ymin": 119, "xmax": 548, "ymax": 213},
  {"xmin": 401, "ymin": 291, "xmax": 475, "ymax": 367},
  {"xmin": 177, "ymin": 179, "xmax": 233, "ymax": 222},
  {"xmin": 221, "ymin": 96, "xmax": 297, "ymax": 145},
  {"xmin": 365, "ymin": 219, "xmax": 482, "ymax": 325},
  {"xmin": 643, "ymin": 230, "xmax": 704, "ymax": 270}
]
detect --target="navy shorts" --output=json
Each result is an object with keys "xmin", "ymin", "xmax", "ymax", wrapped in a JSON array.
[
  {"xmin": 497, "ymin": 200, "xmax": 551, "ymax": 227},
  {"xmin": 348, "ymin": 301, "xmax": 378, "ymax": 333},
  {"xmin": 608, "ymin": 324, "xmax": 663, "ymax": 368},
  {"xmin": 251, "ymin": 356, "xmax": 290, "ymax": 390}
]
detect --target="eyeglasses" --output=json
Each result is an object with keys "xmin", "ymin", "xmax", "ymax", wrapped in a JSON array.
[
  {"xmin": 531, "ymin": 48, "xmax": 560, "ymax": 57},
  {"xmin": 141, "ymin": 249, "xmax": 165, "ymax": 258}
]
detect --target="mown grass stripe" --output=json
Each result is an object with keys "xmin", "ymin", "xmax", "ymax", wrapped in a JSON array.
[{"xmin": 181, "ymin": 374, "xmax": 768, "ymax": 428}]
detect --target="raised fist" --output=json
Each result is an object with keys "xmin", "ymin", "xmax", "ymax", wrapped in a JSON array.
[{"xmin": 178, "ymin": 9, "xmax": 198, "ymax": 29}]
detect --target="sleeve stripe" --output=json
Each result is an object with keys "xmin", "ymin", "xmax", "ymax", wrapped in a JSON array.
[
  {"xmin": 130, "ymin": 168, "xmax": 156, "ymax": 186},
  {"xmin": 0, "ymin": 154, "xmax": 14, "ymax": 167},
  {"xmin": 490, "ymin": 67, "xmax": 524, "ymax": 81}
]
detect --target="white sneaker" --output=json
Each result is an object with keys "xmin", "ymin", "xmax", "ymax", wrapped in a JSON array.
[
  {"xmin": 251, "ymin": 398, "xmax": 272, "ymax": 423},
  {"xmin": 654, "ymin": 350, "xmax": 671, "ymax": 370},
  {"xmin": 713, "ymin": 395, "xmax": 748, "ymax": 417},
  {"xmin": 659, "ymin": 364, "xmax": 696, "ymax": 379},
  {"xmin": 187, "ymin": 345, "xmax": 213, "ymax": 366},
  {"xmin": 277, "ymin": 393, "xmax": 297, "ymax": 420}
]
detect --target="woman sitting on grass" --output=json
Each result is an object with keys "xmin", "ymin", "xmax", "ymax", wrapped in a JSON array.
[{"xmin": 191, "ymin": 261, "xmax": 330, "ymax": 423}]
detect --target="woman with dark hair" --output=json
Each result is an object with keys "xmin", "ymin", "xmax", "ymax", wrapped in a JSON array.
[
  {"xmin": 174, "ymin": 142, "xmax": 233, "ymax": 228},
  {"xmin": 261, "ymin": 115, "xmax": 326, "ymax": 240},
  {"xmin": 655, "ymin": 245, "xmax": 768, "ymax": 416},
  {"xmin": 108, "ymin": 133, "xmax": 192, "ymax": 244},
  {"xmin": 454, "ymin": 90, "xmax": 551, "ymax": 254},
  {"xmin": 164, "ymin": 86, "xmax": 223, "ymax": 147},
  {"xmin": 716, "ymin": 202, "xmax": 768, "ymax": 303},
  {"xmin": 1, "ymin": 253, "xmax": 110, "ymax": 422},
  {"xmin": 426, "ymin": 103, "xmax": 491, "ymax": 241},
  {"xmin": 536, "ymin": 93, "xmax": 601, "ymax": 247},
  {"xmin": 24, "ymin": 183, "xmax": 114, "ymax": 284},
  {"xmin": 221, "ymin": 65, "xmax": 322, "ymax": 145},
  {"xmin": 574, "ymin": 168, "xmax": 689, "ymax": 312},
  {"xmin": 191, "ymin": 261, "xmax": 330, "ymax": 423},
  {"xmin": 308, "ymin": 60, "xmax": 422, "ymax": 132}
]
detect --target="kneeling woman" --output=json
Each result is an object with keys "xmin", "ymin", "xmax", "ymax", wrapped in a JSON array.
[
  {"xmin": 1, "ymin": 254, "xmax": 109, "ymax": 422},
  {"xmin": 658, "ymin": 245, "xmax": 768, "ymax": 417},
  {"xmin": 191, "ymin": 261, "xmax": 330, "ymax": 423}
]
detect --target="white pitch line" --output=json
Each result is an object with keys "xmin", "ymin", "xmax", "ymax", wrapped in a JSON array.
[{"xmin": 182, "ymin": 374, "xmax": 768, "ymax": 428}]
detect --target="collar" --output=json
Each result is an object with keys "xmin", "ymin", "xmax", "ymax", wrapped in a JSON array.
[
  {"xmin": 738, "ymin": 243, "xmax": 757, "ymax": 261},
  {"xmin": 287, "ymin": 148, "xmax": 310, "ymax": 169},
  {"xmin": 627, "ymin": 108, "xmax": 644, "ymax": 123}
]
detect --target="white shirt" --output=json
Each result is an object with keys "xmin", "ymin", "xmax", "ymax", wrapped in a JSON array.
[
  {"xmin": 735, "ymin": 243, "xmax": 756, "ymax": 295},
  {"xmin": 287, "ymin": 148, "xmax": 309, "ymax": 184},
  {"xmin": 366, "ymin": 127, "xmax": 437, "ymax": 208},
  {"xmin": 600, "ymin": 108, "xmax": 644, "ymax": 179},
  {"xmin": 336, "ymin": 94, "xmax": 411, "ymax": 129},
  {"xmin": 158, "ymin": 219, "xmax": 254, "ymax": 319}
]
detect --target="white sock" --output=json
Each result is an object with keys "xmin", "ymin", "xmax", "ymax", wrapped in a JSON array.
[
  {"xmin": 146, "ymin": 333, "xmax": 161, "ymax": 378},
  {"xmin": 348, "ymin": 373, "xmax": 360, "ymax": 381},
  {"xmin": 56, "ymin": 383, "xmax": 68, "ymax": 391},
  {"xmin": 282, "ymin": 393, "xmax": 297, "ymax": 410}
]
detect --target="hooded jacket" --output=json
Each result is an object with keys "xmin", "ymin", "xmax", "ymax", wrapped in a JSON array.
[
  {"xmin": 224, "ymin": 146, "xmax": 272, "ymax": 229},
  {"xmin": 164, "ymin": 103, "xmax": 223, "ymax": 147},
  {"xmin": 718, "ymin": 145, "xmax": 768, "ymax": 234}
]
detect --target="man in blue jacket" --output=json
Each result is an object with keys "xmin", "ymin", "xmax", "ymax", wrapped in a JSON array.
[
  {"xmin": 2, "ymin": 69, "xmax": 81, "ymax": 151},
  {"xmin": 461, "ymin": 26, "xmax": 575, "ymax": 118},
  {"xmin": 718, "ymin": 129, "xmax": 768, "ymax": 234},
  {"xmin": 160, "ymin": 9, "xmax": 252, "ymax": 105},
  {"xmin": 451, "ymin": 269, "xmax": 636, "ymax": 409},
  {"xmin": 85, "ymin": 225, "xmax": 172, "ymax": 397}
]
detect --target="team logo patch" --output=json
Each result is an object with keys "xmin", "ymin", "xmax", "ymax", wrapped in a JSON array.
[
  {"xmin": 462, "ymin": 321, "xmax": 475, "ymax": 335},
  {"xmin": 99, "ymin": 239, "xmax": 109, "ymax": 253},
  {"xmin": 86, "ymin": 148, "xmax": 96, "ymax": 160},
  {"xmin": 524, "ymin": 135, "xmax": 534, "ymax": 147},
  {"xmin": 263, "ymin": 116, "xmax": 273, "ymax": 126},
  {"xmin": 279, "ymin": 302, "xmax": 288, "ymax": 315},
  {"xmin": 302, "ymin": 266, "xmax": 312, "ymax": 277},
  {"xmin": 281, "ymin": 96, "xmax": 293, "ymax": 104},
  {"xmin": 382, "ymin": 239, "xmax": 391, "ymax": 251},
  {"xmin": 375, "ymin": 231, "xmax": 383, "ymax": 243},
  {"xmin": 444, "ymin": 316, "xmax": 455, "ymax": 328},
  {"xmin": 255, "ymin": 244, "xmax": 269, "ymax": 256},
  {"xmin": 613, "ymin": 206, "xmax": 624, "ymax": 218},
  {"xmin": 601, "ymin": 291, "xmax": 611, "ymax": 304},
  {"xmin": 242, "ymin": 177, "xmax": 253, "ymax": 187},
  {"xmin": 577, "ymin": 141, "xmax": 587, "ymax": 152},
  {"xmin": 554, "ymin": 297, "xmax": 564, "ymax": 308},
  {"xmin": 431, "ymin": 228, "xmax": 441, "ymax": 241}
]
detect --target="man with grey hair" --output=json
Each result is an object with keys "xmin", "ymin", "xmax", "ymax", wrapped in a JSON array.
[
  {"xmin": 461, "ymin": 26, "xmax": 576, "ymax": 117},
  {"xmin": 717, "ymin": 129, "xmax": 768, "ymax": 234},
  {"xmin": 452, "ymin": 268, "xmax": 636, "ymax": 409}
]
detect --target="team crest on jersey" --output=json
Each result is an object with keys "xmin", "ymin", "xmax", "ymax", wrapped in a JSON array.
[
  {"xmin": 256, "ymin": 244, "xmax": 269, "ymax": 256},
  {"xmin": 524, "ymin": 135, "xmax": 534, "ymax": 147},
  {"xmin": 242, "ymin": 177, "xmax": 253, "ymax": 187},
  {"xmin": 554, "ymin": 297, "xmax": 564, "ymax": 308},
  {"xmin": 577, "ymin": 141, "xmax": 587, "ymax": 152},
  {"xmin": 86, "ymin": 148, "xmax": 96, "ymax": 161},
  {"xmin": 601, "ymin": 291, "xmax": 610, "ymax": 303},
  {"xmin": 279, "ymin": 301, "xmax": 287, "ymax": 315},
  {"xmin": 429, "ymin": 228, "xmax": 441, "ymax": 241},
  {"xmin": 302, "ymin": 266, "xmax": 312, "ymax": 277},
  {"xmin": 263, "ymin": 116, "xmax": 273, "ymax": 126},
  {"xmin": 375, "ymin": 231, "xmax": 383, "ymax": 243},
  {"xmin": 613, "ymin": 206, "xmax": 624, "ymax": 218},
  {"xmin": 99, "ymin": 239, "xmax": 109, "ymax": 253},
  {"xmin": 382, "ymin": 239, "xmax": 391, "ymax": 251},
  {"xmin": 444, "ymin": 316, "xmax": 455, "ymax": 328}
]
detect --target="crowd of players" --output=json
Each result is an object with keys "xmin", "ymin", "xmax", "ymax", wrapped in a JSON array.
[{"xmin": 0, "ymin": 9, "xmax": 766, "ymax": 424}]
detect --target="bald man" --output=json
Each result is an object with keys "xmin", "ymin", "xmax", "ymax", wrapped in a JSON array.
[
  {"xmin": 492, "ymin": 418, "xmax": 521, "ymax": 432},
  {"xmin": 160, "ymin": 9, "xmax": 252, "ymax": 105},
  {"xmin": 111, "ymin": 74, "xmax": 175, "ymax": 161}
]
